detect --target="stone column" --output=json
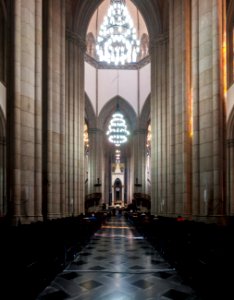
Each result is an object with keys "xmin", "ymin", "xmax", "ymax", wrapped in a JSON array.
[
  {"xmin": 34, "ymin": 0, "xmax": 43, "ymax": 221},
  {"xmin": 192, "ymin": 0, "xmax": 226, "ymax": 217},
  {"xmin": 104, "ymin": 150, "xmax": 111, "ymax": 205},
  {"xmin": 150, "ymin": 34, "xmax": 169, "ymax": 216},
  {"xmin": 162, "ymin": 0, "xmax": 192, "ymax": 217},
  {"xmin": 9, "ymin": 0, "xmax": 43, "ymax": 224},
  {"xmin": 128, "ymin": 145, "xmax": 134, "ymax": 204},
  {"xmin": 191, "ymin": 0, "xmax": 200, "ymax": 216},
  {"xmin": 133, "ymin": 129, "xmax": 147, "ymax": 193},
  {"xmin": 66, "ymin": 31, "xmax": 85, "ymax": 215},
  {"xmin": 88, "ymin": 128, "xmax": 105, "ymax": 197},
  {"xmin": 44, "ymin": 0, "xmax": 66, "ymax": 219}
]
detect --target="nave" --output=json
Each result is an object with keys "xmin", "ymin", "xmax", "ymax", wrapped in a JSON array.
[{"xmin": 37, "ymin": 215, "xmax": 200, "ymax": 300}]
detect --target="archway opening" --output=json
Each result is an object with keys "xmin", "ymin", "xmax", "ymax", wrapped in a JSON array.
[{"xmin": 84, "ymin": 0, "xmax": 151, "ymax": 210}]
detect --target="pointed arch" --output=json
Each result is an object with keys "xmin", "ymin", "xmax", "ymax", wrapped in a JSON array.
[
  {"xmin": 85, "ymin": 93, "xmax": 96, "ymax": 128},
  {"xmin": 139, "ymin": 94, "xmax": 150, "ymax": 129},
  {"xmin": 98, "ymin": 96, "xmax": 137, "ymax": 132},
  {"xmin": 227, "ymin": 106, "xmax": 234, "ymax": 140},
  {"xmin": 72, "ymin": 0, "xmax": 163, "ymax": 41}
]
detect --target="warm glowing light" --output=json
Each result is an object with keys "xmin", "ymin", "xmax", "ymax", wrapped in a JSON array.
[
  {"xmin": 189, "ymin": 88, "xmax": 193, "ymax": 138},
  {"xmin": 146, "ymin": 124, "xmax": 151, "ymax": 155},
  {"xmin": 223, "ymin": 38, "xmax": 227, "ymax": 97},
  {"xmin": 84, "ymin": 123, "xmax": 89, "ymax": 153}
]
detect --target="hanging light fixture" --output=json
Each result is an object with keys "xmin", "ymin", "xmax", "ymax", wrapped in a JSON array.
[
  {"xmin": 106, "ymin": 105, "xmax": 130, "ymax": 146},
  {"xmin": 96, "ymin": 0, "xmax": 140, "ymax": 65},
  {"xmin": 115, "ymin": 149, "xmax": 121, "ymax": 162}
]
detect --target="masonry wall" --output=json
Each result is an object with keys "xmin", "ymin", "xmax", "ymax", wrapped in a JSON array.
[
  {"xmin": 151, "ymin": 0, "xmax": 226, "ymax": 219},
  {"xmin": 7, "ymin": 0, "xmax": 85, "ymax": 223}
]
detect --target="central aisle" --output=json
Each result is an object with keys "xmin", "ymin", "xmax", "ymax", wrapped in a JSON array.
[{"xmin": 37, "ymin": 216, "xmax": 200, "ymax": 299}]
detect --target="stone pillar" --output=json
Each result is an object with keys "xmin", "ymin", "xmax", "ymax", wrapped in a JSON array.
[
  {"xmin": 88, "ymin": 128, "xmax": 105, "ymax": 197},
  {"xmin": 128, "ymin": 145, "xmax": 134, "ymax": 204},
  {"xmin": 104, "ymin": 151, "xmax": 111, "ymax": 205},
  {"xmin": 88, "ymin": 128, "xmax": 99, "ymax": 194},
  {"xmin": 66, "ymin": 31, "xmax": 85, "ymax": 216},
  {"xmin": 44, "ymin": 0, "xmax": 66, "ymax": 219},
  {"xmin": 9, "ymin": 0, "xmax": 43, "ymax": 223},
  {"xmin": 34, "ymin": 0, "xmax": 43, "ymax": 221},
  {"xmin": 133, "ymin": 129, "xmax": 147, "ymax": 193},
  {"xmin": 150, "ymin": 34, "xmax": 169, "ymax": 216},
  {"xmin": 192, "ymin": 0, "xmax": 226, "ymax": 217},
  {"xmin": 191, "ymin": 0, "xmax": 200, "ymax": 216},
  {"xmin": 169, "ymin": 0, "xmax": 193, "ymax": 217}
]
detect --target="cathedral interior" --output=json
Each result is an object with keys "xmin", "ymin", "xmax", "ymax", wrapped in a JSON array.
[{"xmin": 1, "ymin": 0, "xmax": 234, "ymax": 299}]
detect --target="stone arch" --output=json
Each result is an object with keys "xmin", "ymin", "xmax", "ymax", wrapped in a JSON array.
[
  {"xmin": 113, "ymin": 178, "xmax": 122, "ymax": 202},
  {"xmin": 98, "ymin": 96, "xmax": 137, "ymax": 133},
  {"xmin": 132, "ymin": 0, "xmax": 163, "ymax": 37},
  {"xmin": 98, "ymin": 97, "xmax": 137, "ymax": 206},
  {"xmin": 68, "ymin": 0, "xmax": 164, "ymax": 216},
  {"xmin": 139, "ymin": 94, "xmax": 150, "ymax": 129},
  {"xmin": 227, "ymin": 106, "xmax": 234, "ymax": 139},
  {"xmin": 85, "ymin": 93, "xmax": 96, "ymax": 128},
  {"xmin": 72, "ymin": 0, "xmax": 163, "ymax": 41}
]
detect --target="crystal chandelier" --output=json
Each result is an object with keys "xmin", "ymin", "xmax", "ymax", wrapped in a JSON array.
[
  {"xmin": 96, "ymin": 0, "xmax": 140, "ymax": 65},
  {"xmin": 106, "ymin": 109, "xmax": 130, "ymax": 146}
]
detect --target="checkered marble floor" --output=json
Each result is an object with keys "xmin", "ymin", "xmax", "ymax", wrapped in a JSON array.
[{"xmin": 37, "ymin": 216, "xmax": 201, "ymax": 300}]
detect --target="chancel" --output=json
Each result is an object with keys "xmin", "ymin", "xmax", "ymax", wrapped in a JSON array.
[{"xmin": 0, "ymin": 0, "xmax": 234, "ymax": 299}]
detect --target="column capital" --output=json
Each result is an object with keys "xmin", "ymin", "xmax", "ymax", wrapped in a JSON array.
[{"xmin": 66, "ymin": 30, "xmax": 86, "ymax": 52}]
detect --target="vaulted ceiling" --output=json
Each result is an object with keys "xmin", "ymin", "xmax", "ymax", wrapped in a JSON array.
[{"xmin": 66, "ymin": 0, "xmax": 169, "ymax": 41}]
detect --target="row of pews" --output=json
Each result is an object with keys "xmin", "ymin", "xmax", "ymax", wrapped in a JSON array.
[
  {"xmin": 0, "ymin": 213, "xmax": 106, "ymax": 299},
  {"xmin": 127, "ymin": 212, "xmax": 234, "ymax": 300}
]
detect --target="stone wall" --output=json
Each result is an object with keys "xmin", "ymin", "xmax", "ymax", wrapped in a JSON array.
[{"xmin": 151, "ymin": 0, "xmax": 226, "ymax": 219}]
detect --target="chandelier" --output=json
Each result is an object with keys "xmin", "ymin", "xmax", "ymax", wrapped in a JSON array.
[
  {"xmin": 106, "ymin": 109, "xmax": 130, "ymax": 146},
  {"xmin": 96, "ymin": 0, "xmax": 140, "ymax": 65},
  {"xmin": 115, "ymin": 149, "xmax": 121, "ymax": 162}
]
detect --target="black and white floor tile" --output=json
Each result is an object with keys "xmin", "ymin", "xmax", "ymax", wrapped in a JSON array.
[{"xmin": 37, "ymin": 216, "xmax": 201, "ymax": 300}]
